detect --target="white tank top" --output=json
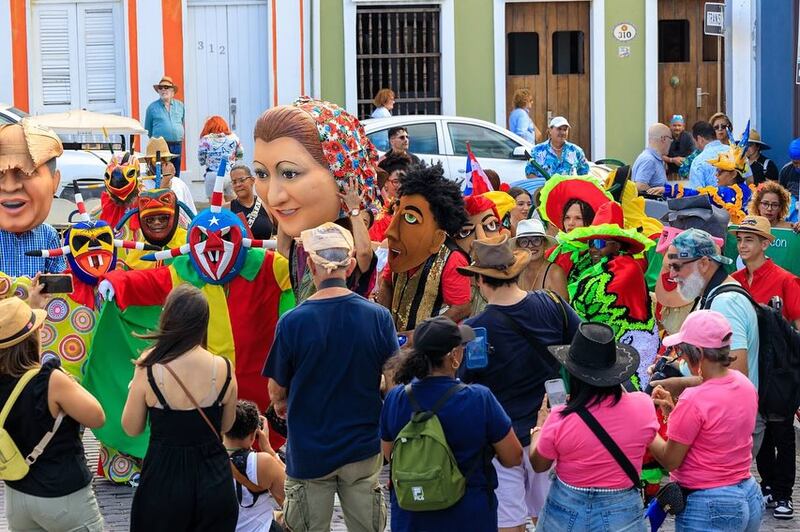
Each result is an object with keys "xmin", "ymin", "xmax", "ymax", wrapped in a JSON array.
[{"xmin": 234, "ymin": 452, "xmax": 279, "ymax": 532}]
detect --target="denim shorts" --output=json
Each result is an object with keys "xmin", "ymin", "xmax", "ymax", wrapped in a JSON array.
[
  {"xmin": 538, "ymin": 477, "xmax": 646, "ymax": 531},
  {"xmin": 675, "ymin": 477, "xmax": 763, "ymax": 532}
]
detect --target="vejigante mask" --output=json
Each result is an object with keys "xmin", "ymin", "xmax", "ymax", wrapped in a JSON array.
[
  {"xmin": 25, "ymin": 193, "xmax": 158, "ymax": 285},
  {"xmin": 104, "ymin": 152, "xmax": 140, "ymax": 204},
  {"xmin": 115, "ymin": 188, "xmax": 194, "ymax": 247},
  {"xmin": 142, "ymin": 161, "xmax": 276, "ymax": 284}
]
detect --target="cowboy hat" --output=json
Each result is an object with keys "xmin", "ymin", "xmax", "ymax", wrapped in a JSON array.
[
  {"xmin": 548, "ymin": 322, "xmax": 640, "ymax": 387},
  {"xmin": 143, "ymin": 137, "xmax": 177, "ymax": 160},
  {"xmin": 562, "ymin": 201, "xmax": 654, "ymax": 255},
  {"xmin": 153, "ymin": 76, "xmax": 178, "ymax": 93},
  {"xmin": 537, "ymin": 175, "xmax": 613, "ymax": 232},
  {"xmin": 457, "ymin": 234, "xmax": 531, "ymax": 280},
  {"xmin": 747, "ymin": 129, "xmax": 770, "ymax": 150},
  {"xmin": 0, "ymin": 297, "xmax": 47, "ymax": 349},
  {"xmin": 513, "ymin": 219, "xmax": 557, "ymax": 247}
]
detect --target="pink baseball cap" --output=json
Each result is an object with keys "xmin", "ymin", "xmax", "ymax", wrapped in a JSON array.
[{"xmin": 662, "ymin": 310, "xmax": 732, "ymax": 349}]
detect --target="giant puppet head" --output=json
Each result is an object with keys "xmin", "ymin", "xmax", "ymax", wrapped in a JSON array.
[
  {"xmin": 115, "ymin": 162, "xmax": 193, "ymax": 247},
  {"xmin": 104, "ymin": 152, "xmax": 140, "ymax": 204},
  {"xmin": 24, "ymin": 192, "xmax": 157, "ymax": 285},
  {"xmin": 455, "ymin": 194, "xmax": 504, "ymax": 254},
  {"xmin": 143, "ymin": 162, "xmax": 275, "ymax": 285},
  {"xmin": 252, "ymin": 97, "xmax": 379, "ymax": 238},
  {"xmin": 385, "ymin": 164, "xmax": 467, "ymax": 273},
  {"xmin": 0, "ymin": 119, "xmax": 63, "ymax": 233}
]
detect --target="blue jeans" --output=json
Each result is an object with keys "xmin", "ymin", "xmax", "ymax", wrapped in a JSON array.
[
  {"xmin": 167, "ymin": 141, "xmax": 182, "ymax": 177},
  {"xmin": 538, "ymin": 478, "xmax": 646, "ymax": 531},
  {"xmin": 675, "ymin": 477, "xmax": 763, "ymax": 532}
]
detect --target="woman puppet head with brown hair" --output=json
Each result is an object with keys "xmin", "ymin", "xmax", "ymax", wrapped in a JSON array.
[{"xmin": 252, "ymin": 97, "xmax": 378, "ymax": 238}]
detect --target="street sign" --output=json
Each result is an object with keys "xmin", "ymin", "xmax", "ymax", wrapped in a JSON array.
[{"xmin": 704, "ymin": 2, "xmax": 725, "ymax": 36}]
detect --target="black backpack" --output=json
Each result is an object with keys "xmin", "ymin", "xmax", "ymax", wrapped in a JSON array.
[{"xmin": 704, "ymin": 285, "xmax": 800, "ymax": 416}]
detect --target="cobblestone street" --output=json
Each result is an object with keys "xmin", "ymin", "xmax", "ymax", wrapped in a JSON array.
[{"xmin": 0, "ymin": 428, "xmax": 796, "ymax": 531}]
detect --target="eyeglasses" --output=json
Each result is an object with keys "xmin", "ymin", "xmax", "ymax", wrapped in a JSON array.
[
  {"xmin": 660, "ymin": 135, "xmax": 672, "ymax": 142},
  {"xmin": 591, "ymin": 239, "xmax": 606, "ymax": 249},
  {"xmin": 666, "ymin": 257, "xmax": 701, "ymax": 273},
  {"xmin": 516, "ymin": 236, "xmax": 544, "ymax": 248},
  {"xmin": 231, "ymin": 177, "xmax": 253, "ymax": 186},
  {"xmin": 713, "ymin": 124, "xmax": 730, "ymax": 131},
  {"xmin": 759, "ymin": 201, "xmax": 780, "ymax": 210}
]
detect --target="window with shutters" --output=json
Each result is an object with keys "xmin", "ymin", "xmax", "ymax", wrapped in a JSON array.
[
  {"xmin": 31, "ymin": 1, "xmax": 126, "ymax": 115},
  {"xmin": 356, "ymin": 5, "xmax": 441, "ymax": 118}
]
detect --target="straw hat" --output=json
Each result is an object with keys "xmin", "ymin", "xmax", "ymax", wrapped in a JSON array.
[
  {"xmin": 153, "ymin": 76, "xmax": 178, "ymax": 93},
  {"xmin": 144, "ymin": 137, "xmax": 177, "ymax": 160},
  {"xmin": 457, "ymin": 234, "xmax": 531, "ymax": 280},
  {"xmin": 748, "ymin": 129, "xmax": 770, "ymax": 150},
  {"xmin": 0, "ymin": 297, "xmax": 47, "ymax": 349},
  {"xmin": 729, "ymin": 215, "xmax": 775, "ymax": 242}
]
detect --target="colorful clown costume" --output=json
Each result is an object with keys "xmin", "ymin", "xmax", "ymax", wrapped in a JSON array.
[
  {"xmin": 562, "ymin": 203, "xmax": 659, "ymax": 389},
  {"xmin": 84, "ymin": 167, "xmax": 294, "ymax": 483},
  {"xmin": 99, "ymin": 152, "xmax": 141, "ymax": 229}
]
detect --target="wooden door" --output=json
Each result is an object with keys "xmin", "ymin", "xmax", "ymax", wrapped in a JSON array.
[
  {"xmin": 505, "ymin": 1, "xmax": 591, "ymax": 159},
  {"xmin": 658, "ymin": 0, "xmax": 725, "ymax": 127}
]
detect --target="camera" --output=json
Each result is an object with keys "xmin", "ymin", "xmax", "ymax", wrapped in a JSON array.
[{"xmin": 644, "ymin": 355, "xmax": 683, "ymax": 395}]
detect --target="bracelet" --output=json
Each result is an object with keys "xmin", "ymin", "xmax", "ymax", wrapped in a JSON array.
[{"xmin": 530, "ymin": 426, "xmax": 542, "ymax": 436}]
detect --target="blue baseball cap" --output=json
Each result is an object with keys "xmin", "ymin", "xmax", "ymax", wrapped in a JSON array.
[{"xmin": 668, "ymin": 228, "xmax": 732, "ymax": 265}]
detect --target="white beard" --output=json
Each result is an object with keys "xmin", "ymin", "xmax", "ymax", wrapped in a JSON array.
[{"xmin": 677, "ymin": 270, "xmax": 705, "ymax": 300}]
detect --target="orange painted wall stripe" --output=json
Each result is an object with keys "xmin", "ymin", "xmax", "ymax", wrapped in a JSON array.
[
  {"xmin": 161, "ymin": 0, "xmax": 185, "ymax": 169},
  {"xmin": 128, "ymin": 0, "xmax": 140, "ymax": 150},
  {"xmin": 299, "ymin": 0, "xmax": 305, "ymax": 95},
  {"xmin": 271, "ymin": 0, "xmax": 278, "ymax": 106},
  {"xmin": 10, "ymin": 0, "xmax": 29, "ymax": 112}
]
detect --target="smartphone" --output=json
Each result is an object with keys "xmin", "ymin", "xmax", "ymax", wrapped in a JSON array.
[
  {"xmin": 464, "ymin": 327, "xmax": 489, "ymax": 370},
  {"xmin": 39, "ymin": 274, "xmax": 74, "ymax": 294},
  {"xmin": 545, "ymin": 378, "xmax": 567, "ymax": 406}
]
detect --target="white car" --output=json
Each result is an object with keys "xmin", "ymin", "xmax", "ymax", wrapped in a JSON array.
[
  {"xmin": 0, "ymin": 105, "xmax": 142, "ymax": 200},
  {"xmin": 362, "ymin": 115, "xmax": 533, "ymax": 187}
]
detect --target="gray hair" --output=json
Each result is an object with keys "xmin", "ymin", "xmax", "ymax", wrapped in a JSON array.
[
  {"xmin": 229, "ymin": 163, "xmax": 252, "ymax": 176},
  {"xmin": 677, "ymin": 340, "xmax": 735, "ymax": 367}
]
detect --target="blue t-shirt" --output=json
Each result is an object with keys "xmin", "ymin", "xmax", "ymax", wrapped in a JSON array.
[
  {"xmin": 632, "ymin": 147, "xmax": 667, "ymax": 187},
  {"xmin": 460, "ymin": 292, "xmax": 582, "ymax": 446},
  {"xmin": 263, "ymin": 293, "xmax": 399, "ymax": 479},
  {"xmin": 381, "ymin": 377, "xmax": 511, "ymax": 532},
  {"xmin": 706, "ymin": 284, "xmax": 760, "ymax": 388}
]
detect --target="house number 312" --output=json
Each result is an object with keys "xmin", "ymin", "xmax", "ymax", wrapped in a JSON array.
[{"xmin": 197, "ymin": 41, "xmax": 226, "ymax": 54}]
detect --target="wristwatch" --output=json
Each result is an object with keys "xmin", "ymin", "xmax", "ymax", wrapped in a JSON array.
[{"xmin": 349, "ymin": 208, "xmax": 361, "ymax": 217}]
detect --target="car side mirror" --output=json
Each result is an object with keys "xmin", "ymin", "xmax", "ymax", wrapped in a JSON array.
[{"xmin": 511, "ymin": 146, "xmax": 529, "ymax": 160}]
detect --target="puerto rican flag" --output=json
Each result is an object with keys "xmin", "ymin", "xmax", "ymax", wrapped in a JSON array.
[{"xmin": 463, "ymin": 142, "xmax": 493, "ymax": 196}]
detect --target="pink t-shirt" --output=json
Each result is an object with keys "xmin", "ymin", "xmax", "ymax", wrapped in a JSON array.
[
  {"xmin": 536, "ymin": 392, "xmax": 659, "ymax": 488},
  {"xmin": 668, "ymin": 370, "xmax": 757, "ymax": 489}
]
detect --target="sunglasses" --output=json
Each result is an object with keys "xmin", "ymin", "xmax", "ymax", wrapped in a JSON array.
[
  {"xmin": 393, "ymin": 135, "xmax": 409, "ymax": 140},
  {"xmin": 516, "ymin": 236, "xmax": 544, "ymax": 248},
  {"xmin": 713, "ymin": 124, "xmax": 730, "ymax": 131},
  {"xmin": 590, "ymin": 239, "xmax": 606, "ymax": 249},
  {"xmin": 666, "ymin": 257, "xmax": 701, "ymax": 273}
]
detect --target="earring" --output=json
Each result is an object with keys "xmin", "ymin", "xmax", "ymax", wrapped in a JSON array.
[{"xmin": 452, "ymin": 360, "xmax": 460, "ymax": 370}]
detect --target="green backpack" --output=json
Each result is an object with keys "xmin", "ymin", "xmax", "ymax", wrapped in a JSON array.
[{"xmin": 391, "ymin": 383, "xmax": 467, "ymax": 511}]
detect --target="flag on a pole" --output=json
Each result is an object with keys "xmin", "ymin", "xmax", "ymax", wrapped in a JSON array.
[{"xmin": 463, "ymin": 142, "xmax": 493, "ymax": 196}]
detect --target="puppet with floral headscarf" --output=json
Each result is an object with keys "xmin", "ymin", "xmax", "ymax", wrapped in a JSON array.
[
  {"xmin": 85, "ymin": 168, "xmax": 294, "ymax": 482},
  {"xmin": 252, "ymin": 97, "xmax": 379, "ymax": 303},
  {"xmin": 662, "ymin": 123, "xmax": 755, "ymax": 224}
]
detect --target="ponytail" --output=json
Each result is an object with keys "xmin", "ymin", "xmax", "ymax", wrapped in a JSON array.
[{"xmin": 386, "ymin": 347, "xmax": 448, "ymax": 385}]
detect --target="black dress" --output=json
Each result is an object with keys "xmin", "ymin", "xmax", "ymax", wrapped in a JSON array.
[{"xmin": 129, "ymin": 360, "xmax": 238, "ymax": 531}]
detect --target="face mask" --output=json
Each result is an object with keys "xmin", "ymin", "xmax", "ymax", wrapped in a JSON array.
[{"xmin": 104, "ymin": 153, "xmax": 140, "ymax": 204}]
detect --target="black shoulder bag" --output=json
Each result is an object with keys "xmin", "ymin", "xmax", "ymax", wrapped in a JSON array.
[{"xmin": 574, "ymin": 407, "xmax": 645, "ymax": 506}]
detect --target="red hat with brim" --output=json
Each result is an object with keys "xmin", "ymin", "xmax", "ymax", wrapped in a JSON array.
[
  {"xmin": 563, "ymin": 201, "xmax": 654, "ymax": 255},
  {"xmin": 538, "ymin": 175, "xmax": 613, "ymax": 231}
]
